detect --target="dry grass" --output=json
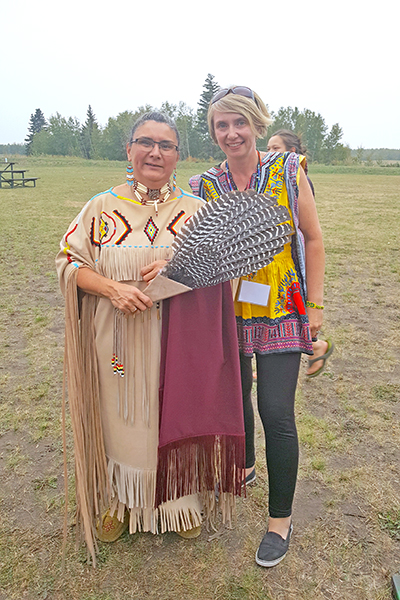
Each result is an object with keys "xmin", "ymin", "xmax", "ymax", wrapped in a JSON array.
[{"xmin": 0, "ymin": 158, "xmax": 399, "ymax": 599}]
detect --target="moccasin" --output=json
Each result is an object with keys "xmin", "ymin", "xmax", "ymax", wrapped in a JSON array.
[
  {"xmin": 176, "ymin": 525, "xmax": 202, "ymax": 539},
  {"xmin": 96, "ymin": 510, "xmax": 129, "ymax": 542}
]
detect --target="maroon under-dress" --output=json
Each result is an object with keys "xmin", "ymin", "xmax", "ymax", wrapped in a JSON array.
[{"xmin": 156, "ymin": 282, "xmax": 246, "ymax": 507}]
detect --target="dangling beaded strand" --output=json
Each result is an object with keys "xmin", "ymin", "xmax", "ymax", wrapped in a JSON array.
[
  {"xmin": 126, "ymin": 164, "xmax": 134, "ymax": 186},
  {"xmin": 172, "ymin": 168, "xmax": 177, "ymax": 191},
  {"xmin": 225, "ymin": 150, "xmax": 262, "ymax": 192}
]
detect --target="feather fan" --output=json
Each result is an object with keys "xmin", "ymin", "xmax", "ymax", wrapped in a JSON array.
[{"xmin": 144, "ymin": 189, "xmax": 293, "ymax": 301}]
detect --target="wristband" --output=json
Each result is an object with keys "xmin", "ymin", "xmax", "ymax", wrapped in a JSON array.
[{"xmin": 306, "ymin": 301, "xmax": 324, "ymax": 310}]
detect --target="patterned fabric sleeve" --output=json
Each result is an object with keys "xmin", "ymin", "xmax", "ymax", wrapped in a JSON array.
[
  {"xmin": 188, "ymin": 174, "xmax": 201, "ymax": 197},
  {"xmin": 284, "ymin": 153, "xmax": 307, "ymax": 297}
]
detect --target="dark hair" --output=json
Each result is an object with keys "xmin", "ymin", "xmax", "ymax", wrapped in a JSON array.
[
  {"xmin": 130, "ymin": 111, "xmax": 180, "ymax": 148},
  {"xmin": 272, "ymin": 129, "xmax": 307, "ymax": 155}
]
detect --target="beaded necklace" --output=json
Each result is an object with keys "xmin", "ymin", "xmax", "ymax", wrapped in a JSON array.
[
  {"xmin": 131, "ymin": 179, "xmax": 172, "ymax": 215},
  {"xmin": 225, "ymin": 150, "xmax": 262, "ymax": 193}
]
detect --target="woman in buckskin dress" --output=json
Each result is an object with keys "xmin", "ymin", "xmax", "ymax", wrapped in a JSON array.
[{"xmin": 57, "ymin": 111, "xmax": 245, "ymax": 564}]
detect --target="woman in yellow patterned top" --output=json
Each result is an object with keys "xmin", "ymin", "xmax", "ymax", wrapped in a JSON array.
[
  {"xmin": 267, "ymin": 129, "xmax": 334, "ymax": 377},
  {"xmin": 189, "ymin": 86, "xmax": 325, "ymax": 567}
]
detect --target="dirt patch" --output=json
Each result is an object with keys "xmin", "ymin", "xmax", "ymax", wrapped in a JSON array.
[
  {"xmin": 292, "ymin": 479, "xmax": 330, "ymax": 527},
  {"xmin": 0, "ymin": 430, "xmax": 63, "ymax": 534}
]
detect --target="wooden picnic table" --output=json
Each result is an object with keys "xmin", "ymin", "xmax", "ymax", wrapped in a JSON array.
[{"xmin": 0, "ymin": 161, "xmax": 38, "ymax": 188}]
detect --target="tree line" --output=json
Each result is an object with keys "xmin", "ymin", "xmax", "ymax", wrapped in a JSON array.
[{"xmin": 13, "ymin": 74, "xmax": 365, "ymax": 164}]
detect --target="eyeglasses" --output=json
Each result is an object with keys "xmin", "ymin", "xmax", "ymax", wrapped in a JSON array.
[
  {"xmin": 130, "ymin": 137, "xmax": 179, "ymax": 154},
  {"xmin": 211, "ymin": 86, "xmax": 255, "ymax": 105}
]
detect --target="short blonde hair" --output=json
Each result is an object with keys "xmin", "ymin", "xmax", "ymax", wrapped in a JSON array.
[{"xmin": 208, "ymin": 89, "xmax": 272, "ymax": 143}]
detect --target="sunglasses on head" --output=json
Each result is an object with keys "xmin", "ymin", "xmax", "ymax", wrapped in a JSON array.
[{"xmin": 211, "ymin": 86, "xmax": 255, "ymax": 105}]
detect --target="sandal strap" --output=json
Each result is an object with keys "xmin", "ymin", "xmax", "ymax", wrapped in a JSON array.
[{"xmin": 308, "ymin": 340, "xmax": 334, "ymax": 366}]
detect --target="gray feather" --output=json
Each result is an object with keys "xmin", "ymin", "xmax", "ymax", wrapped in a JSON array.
[{"xmin": 162, "ymin": 190, "xmax": 294, "ymax": 289}]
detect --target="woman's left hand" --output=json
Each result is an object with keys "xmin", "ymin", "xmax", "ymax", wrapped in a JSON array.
[
  {"xmin": 307, "ymin": 307, "xmax": 323, "ymax": 339},
  {"xmin": 141, "ymin": 260, "xmax": 168, "ymax": 282}
]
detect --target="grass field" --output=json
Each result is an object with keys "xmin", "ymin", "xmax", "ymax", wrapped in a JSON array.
[{"xmin": 0, "ymin": 156, "xmax": 400, "ymax": 599}]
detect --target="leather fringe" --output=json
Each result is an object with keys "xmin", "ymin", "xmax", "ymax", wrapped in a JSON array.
[
  {"xmin": 158, "ymin": 502, "xmax": 202, "ymax": 533},
  {"xmin": 108, "ymin": 459, "xmax": 156, "ymax": 513},
  {"xmin": 107, "ymin": 459, "xmax": 202, "ymax": 534},
  {"xmin": 112, "ymin": 304, "xmax": 159, "ymax": 427},
  {"xmin": 155, "ymin": 434, "xmax": 245, "ymax": 527},
  {"xmin": 97, "ymin": 246, "xmax": 173, "ymax": 281},
  {"xmin": 63, "ymin": 269, "xmax": 110, "ymax": 567}
]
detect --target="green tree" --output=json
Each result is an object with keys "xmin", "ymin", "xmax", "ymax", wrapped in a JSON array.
[
  {"xmin": 176, "ymin": 103, "xmax": 200, "ymax": 160},
  {"xmin": 365, "ymin": 149, "xmax": 375, "ymax": 166},
  {"xmin": 302, "ymin": 110, "xmax": 327, "ymax": 162},
  {"xmin": 196, "ymin": 74, "xmax": 220, "ymax": 159},
  {"xmin": 354, "ymin": 146, "xmax": 364, "ymax": 164},
  {"xmin": 159, "ymin": 101, "xmax": 200, "ymax": 160},
  {"xmin": 29, "ymin": 129, "xmax": 50, "ymax": 154},
  {"xmin": 332, "ymin": 143, "xmax": 351, "ymax": 164},
  {"xmin": 197, "ymin": 74, "xmax": 220, "ymax": 133},
  {"xmin": 25, "ymin": 108, "xmax": 47, "ymax": 155},
  {"xmin": 31, "ymin": 113, "xmax": 82, "ymax": 156},
  {"xmin": 81, "ymin": 105, "xmax": 100, "ymax": 159},
  {"xmin": 99, "ymin": 107, "xmax": 152, "ymax": 160},
  {"xmin": 322, "ymin": 123, "xmax": 343, "ymax": 163},
  {"xmin": 268, "ymin": 107, "xmax": 327, "ymax": 162},
  {"xmin": 0, "ymin": 143, "xmax": 26, "ymax": 155},
  {"xmin": 268, "ymin": 106, "xmax": 301, "ymax": 133}
]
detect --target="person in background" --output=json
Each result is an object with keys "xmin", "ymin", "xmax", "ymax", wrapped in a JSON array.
[
  {"xmin": 190, "ymin": 86, "xmax": 325, "ymax": 567},
  {"xmin": 267, "ymin": 129, "xmax": 334, "ymax": 377}
]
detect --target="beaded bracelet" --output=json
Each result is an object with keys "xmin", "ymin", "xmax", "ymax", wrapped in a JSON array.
[{"xmin": 306, "ymin": 301, "xmax": 324, "ymax": 310}]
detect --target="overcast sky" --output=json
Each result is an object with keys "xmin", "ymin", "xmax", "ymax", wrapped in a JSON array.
[{"xmin": 1, "ymin": 0, "xmax": 399, "ymax": 149}]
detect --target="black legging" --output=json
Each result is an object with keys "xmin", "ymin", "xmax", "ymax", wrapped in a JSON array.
[{"xmin": 240, "ymin": 352, "xmax": 301, "ymax": 519}]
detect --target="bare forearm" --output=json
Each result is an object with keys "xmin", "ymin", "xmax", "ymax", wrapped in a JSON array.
[
  {"xmin": 304, "ymin": 237, "xmax": 325, "ymax": 304},
  {"xmin": 77, "ymin": 266, "xmax": 118, "ymax": 299},
  {"xmin": 304, "ymin": 237, "xmax": 325, "ymax": 337},
  {"xmin": 76, "ymin": 266, "xmax": 153, "ymax": 314},
  {"xmin": 297, "ymin": 168, "xmax": 325, "ymax": 337}
]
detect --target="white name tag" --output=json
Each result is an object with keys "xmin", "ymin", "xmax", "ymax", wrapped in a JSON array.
[{"xmin": 237, "ymin": 280, "xmax": 271, "ymax": 306}]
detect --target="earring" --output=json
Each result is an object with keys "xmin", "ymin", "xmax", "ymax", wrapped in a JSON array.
[
  {"xmin": 172, "ymin": 168, "xmax": 177, "ymax": 191},
  {"xmin": 126, "ymin": 163, "xmax": 134, "ymax": 186}
]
